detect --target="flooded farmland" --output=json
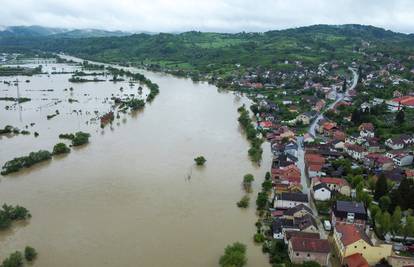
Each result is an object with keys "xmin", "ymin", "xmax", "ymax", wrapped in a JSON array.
[{"xmin": 0, "ymin": 60, "xmax": 271, "ymax": 267}]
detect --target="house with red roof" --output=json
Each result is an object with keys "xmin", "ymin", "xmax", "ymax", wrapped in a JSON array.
[
  {"xmin": 333, "ymin": 224, "xmax": 392, "ymax": 265},
  {"xmin": 358, "ymin": 123, "xmax": 375, "ymax": 138},
  {"xmin": 344, "ymin": 143, "xmax": 368, "ymax": 161},
  {"xmin": 305, "ymin": 153, "xmax": 326, "ymax": 178},
  {"xmin": 387, "ymin": 95, "xmax": 414, "ymax": 111},
  {"xmin": 343, "ymin": 253, "xmax": 369, "ymax": 267},
  {"xmin": 288, "ymin": 237, "xmax": 331, "ymax": 266},
  {"xmin": 272, "ymin": 164, "xmax": 301, "ymax": 184},
  {"xmin": 363, "ymin": 153, "xmax": 394, "ymax": 171},
  {"xmin": 313, "ymin": 177, "xmax": 351, "ymax": 196}
]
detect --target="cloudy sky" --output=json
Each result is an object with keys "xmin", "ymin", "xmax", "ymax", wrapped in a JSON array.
[{"xmin": 1, "ymin": 0, "xmax": 414, "ymax": 33}]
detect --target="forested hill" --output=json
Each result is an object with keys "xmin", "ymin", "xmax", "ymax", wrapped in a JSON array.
[{"xmin": 1, "ymin": 24, "xmax": 414, "ymax": 73}]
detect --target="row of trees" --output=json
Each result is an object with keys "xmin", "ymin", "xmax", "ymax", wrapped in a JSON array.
[{"xmin": 237, "ymin": 106, "xmax": 263, "ymax": 163}]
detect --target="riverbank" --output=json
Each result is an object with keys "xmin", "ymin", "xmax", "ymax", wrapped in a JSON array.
[{"xmin": 0, "ymin": 60, "xmax": 271, "ymax": 266}]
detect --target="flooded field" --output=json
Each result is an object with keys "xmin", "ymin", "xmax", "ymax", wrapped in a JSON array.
[{"xmin": 0, "ymin": 61, "xmax": 271, "ymax": 266}]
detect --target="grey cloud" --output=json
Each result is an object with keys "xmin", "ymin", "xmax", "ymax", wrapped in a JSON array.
[{"xmin": 1, "ymin": 0, "xmax": 414, "ymax": 33}]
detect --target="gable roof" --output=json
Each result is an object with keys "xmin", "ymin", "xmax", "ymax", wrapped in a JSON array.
[
  {"xmin": 313, "ymin": 183, "xmax": 331, "ymax": 192},
  {"xmin": 284, "ymin": 204, "xmax": 313, "ymax": 216},
  {"xmin": 334, "ymin": 201, "xmax": 366, "ymax": 215},
  {"xmin": 285, "ymin": 231, "xmax": 320, "ymax": 241},
  {"xmin": 335, "ymin": 224, "xmax": 372, "ymax": 246},
  {"xmin": 280, "ymin": 192, "xmax": 308, "ymax": 203},
  {"xmin": 319, "ymin": 177, "xmax": 349, "ymax": 187},
  {"xmin": 290, "ymin": 237, "xmax": 330, "ymax": 253},
  {"xmin": 344, "ymin": 253, "xmax": 369, "ymax": 267}
]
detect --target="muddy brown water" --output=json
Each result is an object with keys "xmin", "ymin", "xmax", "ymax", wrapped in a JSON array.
[{"xmin": 0, "ymin": 62, "xmax": 271, "ymax": 266}]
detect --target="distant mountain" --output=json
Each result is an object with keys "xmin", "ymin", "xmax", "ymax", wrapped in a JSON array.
[
  {"xmin": 1, "ymin": 24, "xmax": 413, "ymax": 74},
  {"xmin": 0, "ymin": 25, "xmax": 132, "ymax": 38}
]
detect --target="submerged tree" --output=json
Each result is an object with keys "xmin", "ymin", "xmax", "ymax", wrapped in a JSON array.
[
  {"xmin": 194, "ymin": 156, "xmax": 206, "ymax": 166},
  {"xmin": 219, "ymin": 242, "xmax": 247, "ymax": 267}
]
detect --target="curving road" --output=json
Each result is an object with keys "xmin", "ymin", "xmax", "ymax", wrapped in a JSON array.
[{"xmin": 309, "ymin": 67, "xmax": 358, "ymax": 136}]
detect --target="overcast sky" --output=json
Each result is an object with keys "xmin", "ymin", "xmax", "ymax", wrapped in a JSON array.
[{"xmin": 1, "ymin": 0, "xmax": 414, "ymax": 33}]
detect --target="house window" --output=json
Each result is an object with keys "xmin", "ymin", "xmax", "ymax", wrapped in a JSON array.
[
  {"xmin": 354, "ymin": 246, "xmax": 357, "ymax": 249},
  {"xmin": 307, "ymin": 254, "xmax": 310, "ymax": 257},
  {"xmin": 296, "ymin": 253, "xmax": 299, "ymax": 256},
  {"xmin": 363, "ymin": 246, "xmax": 366, "ymax": 249}
]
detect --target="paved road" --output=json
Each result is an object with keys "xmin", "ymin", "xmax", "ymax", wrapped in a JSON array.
[
  {"xmin": 309, "ymin": 68, "xmax": 358, "ymax": 136},
  {"xmin": 300, "ymin": 67, "xmax": 358, "ymax": 240}
]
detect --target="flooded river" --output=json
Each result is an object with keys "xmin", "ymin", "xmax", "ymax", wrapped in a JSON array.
[{"xmin": 0, "ymin": 62, "xmax": 271, "ymax": 266}]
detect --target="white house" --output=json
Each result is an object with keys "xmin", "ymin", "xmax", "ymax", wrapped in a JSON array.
[
  {"xmin": 274, "ymin": 192, "xmax": 309, "ymax": 209},
  {"xmin": 386, "ymin": 152, "xmax": 414, "ymax": 167},
  {"xmin": 312, "ymin": 183, "xmax": 331, "ymax": 201}
]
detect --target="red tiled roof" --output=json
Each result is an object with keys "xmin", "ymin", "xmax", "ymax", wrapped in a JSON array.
[
  {"xmin": 309, "ymin": 164, "xmax": 323, "ymax": 172},
  {"xmin": 260, "ymin": 121, "xmax": 273, "ymax": 128},
  {"xmin": 305, "ymin": 153, "xmax": 325, "ymax": 165},
  {"xmin": 323, "ymin": 122, "xmax": 337, "ymax": 130},
  {"xmin": 290, "ymin": 237, "xmax": 330, "ymax": 253},
  {"xmin": 392, "ymin": 96, "xmax": 414, "ymax": 106},
  {"xmin": 344, "ymin": 253, "xmax": 369, "ymax": 267},
  {"xmin": 359, "ymin": 123, "xmax": 374, "ymax": 132},
  {"xmin": 334, "ymin": 130, "xmax": 346, "ymax": 141},
  {"xmin": 335, "ymin": 224, "xmax": 370, "ymax": 246},
  {"xmin": 320, "ymin": 177, "xmax": 348, "ymax": 186},
  {"xmin": 285, "ymin": 231, "xmax": 320, "ymax": 241}
]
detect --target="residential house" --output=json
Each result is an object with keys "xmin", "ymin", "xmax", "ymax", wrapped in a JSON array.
[
  {"xmin": 272, "ymin": 164, "xmax": 301, "ymax": 184},
  {"xmin": 283, "ymin": 204, "xmax": 313, "ymax": 219},
  {"xmin": 385, "ymin": 134, "xmax": 414, "ymax": 150},
  {"xmin": 288, "ymin": 237, "xmax": 331, "ymax": 266},
  {"xmin": 343, "ymin": 253, "xmax": 369, "ymax": 267},
  {"xmin": 272, "ymin": 214, "xmax": 318, "ymax": 239},
  {"xmin": 312, "ymin": 183, "xmax": 331, "ymax": 201},
  {"xmin": 322, "ymin": 122, "xmax": 338, "ymax": 136},
  {"xmin": 364, "ymin": 153, "xmax": 394, "ymax": 171},
  {"xmin": 274, "ymin": 192, "xmax": 309, "ymax": 209},
  {"xmin": 344, "ymin": 144, "xmax": 368, "ymax": 161},
  {"xmin": 274, "ymin": 181, "xmax": 303, "ymax": 193},
  {"xmin": 387, "ymin": 96, "xmax": 414, "ymax": 111},
  {"xmin": 333, "ymin": 130, "xmax": 346, "ymax": 142},
  {"xmin": 259, "ymin": 121, "xmax": 273, "ymax": 130},
  {"xmin": 333, "ymin": 224, "xmax": 392, "ymax": 265},
  {"xmin": 386, "ymin": 151, "xmax": 414, "ymax": 167},
  {"xmin": 284, "ymin": 231, "xmax": 320, "ymax": 244},
  {"xmin": 361, "ymin": 138, "xmax": 381, "ymax": 153},
  {"xmin": 314, "ymin": 177, "xmax": 351, "ymax": 196},
  {"xmin": 305, "ymin": 153, "xmax": 326, "ymax": 178},
  {"xmin": 331, "ymin": 201, "xmax": 367, "ymax": 228},
  {"xmin": 358, "ymin": 123, "xmax": 375, "ymax": 138}
]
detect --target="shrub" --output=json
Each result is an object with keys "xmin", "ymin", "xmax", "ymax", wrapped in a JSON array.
[
  {"xmin": 24, "ymin": 246, "xmax": 37, "ymax": 261},
  {"xmin": 72, "ymin": 132, "xmax": 90, "ymax": 146},
  {"xmin": 253, "ymin": 233, "xmax": 265, "ymax": 243},
  {"xmin": 219, "ymin": 242, "xmax": 247, "ymax": 267},
  {"xmin": 1, "ymin": 251, "xmax": 23, "ymax": 267},
  {"xmin": 237, "ymin": 196, "xmax": 250, "ymax": 208},
  {"xmin": 53, "ymin": 143, "xmax": 70, "ymax": 155},
  {"xmin": 194, "ymin": 156, "xmax": 206, "ymax": 166}
]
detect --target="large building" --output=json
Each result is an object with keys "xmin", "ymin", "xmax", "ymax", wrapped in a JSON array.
[{"xmin": 333, "ymin": 224, "xmax": 392, "ymax": 265}]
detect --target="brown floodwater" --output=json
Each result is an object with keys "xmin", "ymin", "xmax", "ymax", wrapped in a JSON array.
[{"xmin": 0, "ymin": 62, "xmax": 271, "ymax": 266}]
